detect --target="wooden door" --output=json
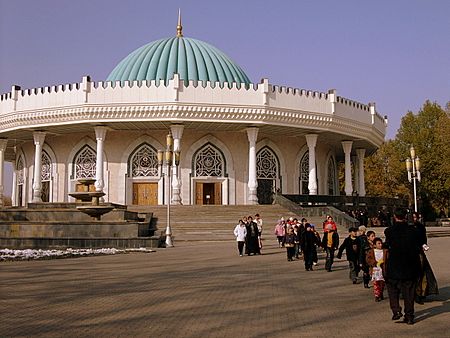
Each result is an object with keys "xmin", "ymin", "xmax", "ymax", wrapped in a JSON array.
[
  {"xmin": 133, "ymin": 183, "xmax": 158, "ymax": 205},
  {"xmin": 195, "ymin": 182, "xmax": 203, "ymax": 205},
  {"xmin": 214, "ymin": 182, "xmax": 222, "ymax": 205}
]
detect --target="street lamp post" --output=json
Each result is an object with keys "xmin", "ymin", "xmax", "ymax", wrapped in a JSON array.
[
  {"xmin": 157, "ymin": 132, "xmax": 180, "ymax": 248},
  {"xmin": 405, "ymin": 145, "xmax": 421, "ymax": 212}
]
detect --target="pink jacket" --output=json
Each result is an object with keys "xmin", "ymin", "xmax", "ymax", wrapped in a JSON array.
[{"xmin": 274, "ymin": 223, "xmax": 286, "ymax": 236}]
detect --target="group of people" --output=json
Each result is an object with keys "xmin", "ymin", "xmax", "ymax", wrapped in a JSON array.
[
  {"xmin": 274, "ymin": 215, "xmax": 339, "ymax": 271},
  {"xmin": 339, "ymin": 210, "xmax": 439, "ymax": 324},
  {"xmin": 268, "ymin": 210, "xmax": 439, "ymax": 325},
  {"xmin": 233, "ymin": 214, "xmax": 263, "ymax": 256}
]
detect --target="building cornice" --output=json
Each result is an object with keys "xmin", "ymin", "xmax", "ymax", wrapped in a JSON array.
[
  {"xmin": 0, "ymin": 102, "xmax": 384, "ymax": 147},
  {"xmin": 0, "ymin": 76, "xmax": 386, "ymax": 148}
]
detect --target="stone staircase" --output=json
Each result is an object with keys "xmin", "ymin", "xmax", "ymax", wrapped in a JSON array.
[{"xmin": 127, "ymin": 204, "xmax": 327, "ymax": 241}]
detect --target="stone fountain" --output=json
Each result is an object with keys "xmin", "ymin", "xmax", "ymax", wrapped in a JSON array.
[
  {"xmin": 68, "ymin": 179, "xmax": 114, "ymax": 220},
  {"xmin": 0, "ymin": 178, "xmax": 160, "ymax": 249}
]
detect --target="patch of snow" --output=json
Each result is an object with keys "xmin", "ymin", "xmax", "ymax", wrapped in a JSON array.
[{"xmin": 0, "ymin": 247, "xmax": 154, "ymax": 261}]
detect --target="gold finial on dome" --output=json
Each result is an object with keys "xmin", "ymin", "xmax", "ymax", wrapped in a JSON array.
[{"xmin": 176, "ymin": 8, "xmax": 183, "ymax": 37}]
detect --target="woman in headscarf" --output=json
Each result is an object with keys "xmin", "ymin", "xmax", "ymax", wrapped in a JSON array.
[
  {"xmin": 245, "ymin": 216, "xmax": 261, "ymax": 255},
  {"xmin": 413, "ymin": 212, "xmax": 438, "ymax": 303}
]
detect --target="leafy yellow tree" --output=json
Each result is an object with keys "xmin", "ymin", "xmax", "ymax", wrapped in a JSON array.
[
  {"xmin": 433, "ymin": 104, "xmax": 450, "ymax": 213},
  {"xmin": 365, "ymin": 100, "xmax": 450, "ymax": 219},
  {"xmin": 396, "ymin": 101, "xmax": 449, "ymax": 215},
  {"xmin": 365, "ymin": 140, "xmax": 409, "ymax": 198}
]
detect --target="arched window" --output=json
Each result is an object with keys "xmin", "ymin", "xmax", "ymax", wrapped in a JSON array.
[
  {"xmin": 257, "ymin": 147, "xmax": 279, "ymax": 179},
  {"xmin": 16, "ymin": 156, "xmax": 24, "ymax": 207},
  {"xmin": 129, "ymin": 144, "xmax": 158, "ymax": 177},
  {"xmin": 41, "ymin": 151, "xmax": 51, "ymax": 181},
  {"xmin": 41, "ymin": 150, "xmax": 52, "ymax": 202},
  {"xmin": 299, "ymin": 151, "xmax": 309, "ymax": 194},
  {"xmin": 327, "ymin": 157, "xmax": 337, "ymax": 195},
  {"xmin": 194, "ymin": 143, "xmax": 224, "ymax": 177},
  {"xmin": 74, "ymin": 145, "xmax": 96, "ymax": 179}
]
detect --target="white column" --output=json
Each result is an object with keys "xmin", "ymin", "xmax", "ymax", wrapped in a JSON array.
[
  {"xmin": 0, "ymin": 139, "xmax": 8, "ymax": 206},
  {"xmin": 305, "ymin": 134, "xmax": 318, "ymax": 195},
  {"xmin": 341, "ymin": 141, "xmax": 353, "ymax": 196},
  {"xmin": 171, "ymin": 124, "xmax": 184, "ymax": 205},
  {"xmin": 352, "ymin": 155, "xmax": 358, "ymax": 195},
  {"xmin": 12, "ymin": 167, "xmax": 17, "ymax": 206},
  {"xmin": 246, "ymin": 127, "xmax": 259, "ymax": 204},
  {"xmin": 94, "ymin": 126, "xmax": 107, "ymax": 192},
  {"xmin": 356, "ymin": 148, "xmax": 366, "ymax": 197},
  {"xmin": 32, "ymin": 132, "xmax": 46, "ymax": 202}
]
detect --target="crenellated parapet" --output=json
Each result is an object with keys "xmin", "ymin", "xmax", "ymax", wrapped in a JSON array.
[{"xmin": 0, "ymin": 75, "xmax": 386, "ymax": 147}]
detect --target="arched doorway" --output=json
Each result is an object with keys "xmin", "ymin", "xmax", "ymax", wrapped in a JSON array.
[
  {"xmin": 299, "ymin": 151, "xmax": 309, "ymax": 194},
  {"xmin": 256, "ymin": 147, "xmax": 279, "ymax": 204},
  {"xmin": 16, "ymin": 156, "xmax": 24, "ymax": 207},
  {"xmin": 193, "ymin": 143, "xmax": 225, "ymax": 205},
  {"xmin": 327, "ymin": 156, "xmax": 337, "ymax": 195},
  {"xmin": 128, "ymin": 143, "xmax": 159, "ymax": 205},
  {"xmin": 41, "ymin": 150, "xmax": 52, "ymax": 202},
  {"xmin": 298, "ymin": 150, "xmax": 318, "ymax": 195},
  {"xmin": 73, "ymin": 145, "xmax": 96, "ymax": 192}
]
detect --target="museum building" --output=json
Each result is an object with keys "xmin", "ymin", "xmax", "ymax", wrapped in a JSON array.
[{"xmin": 0, "ymin": 19, "xmax": 387, "ymax": 207}]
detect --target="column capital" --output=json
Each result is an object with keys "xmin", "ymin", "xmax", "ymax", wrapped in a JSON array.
[
  {"xmin": 305, "ymin": 134, "xmax": 318, "ymax": 148},
  {"xmin": 356, "ymin": 148, "xmax": 366, "ymax": 158},
  {"xmin": 95, "ymin": 126, "xmax": 108, "ymax": 141},
  {"xmin": 246, "ymin": 127, "xmax": 259, "ymax": 144},
  {"xmin": 33, "ymin": 131, "xmax": 46, "ymax": 145},
  {"xmin": 0, "ymin": 138, "xmax": 8, "ymax": 151},
  {"xmin": 170, "ymin": 124, "xmax": 184, "ymax": 139},
  {"xmin": 341, "ymin": 140, "xmax": 353, "ymax": 154}
]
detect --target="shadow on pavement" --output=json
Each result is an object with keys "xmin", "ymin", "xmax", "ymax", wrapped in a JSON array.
[{"xmin": 415, "ymin": 286, "xmax": 450, "ymax": 322}]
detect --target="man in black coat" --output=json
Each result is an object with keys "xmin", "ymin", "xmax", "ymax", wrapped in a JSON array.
[{"xmin": 384, "ymin": 208, "xmax": 421, "ymax": 325}]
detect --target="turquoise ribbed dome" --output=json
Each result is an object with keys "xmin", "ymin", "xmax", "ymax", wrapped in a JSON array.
[{"xmin": 106, "ymin": 37, "xmax": 251, "ymax": 87}]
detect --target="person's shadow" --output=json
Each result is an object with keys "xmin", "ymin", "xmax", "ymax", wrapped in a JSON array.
[{"xmin": 414, "ymin": 286, "xmax": 450, "ymax": 322}]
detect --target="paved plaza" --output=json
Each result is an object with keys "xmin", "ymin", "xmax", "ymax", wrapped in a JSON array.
[{"xmin": 1, "ymin": 236, "xmax": 449, "ymax": 337}]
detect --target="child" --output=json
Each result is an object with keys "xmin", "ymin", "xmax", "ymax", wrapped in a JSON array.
[
  {"xmin": 284, "ymin": 227, "xmax": 296, "ymax": 261},
  {"xmin": 366, "ymin": 237, "xmax": 387, "ymax": 301},
  {"xmin": 337, "ymin": 227, "xmax": 360, "ymax": 284},
  {"xmin": 323, "ymin": 215, "xmax": 337, "ymax": 232},
  {"xmin": 233, "ymin": 219, "xmax": 247, "ymax": 257},
  {"xmin": 274, "ymin": 218, "xmax": 286, "ymax": 248}
]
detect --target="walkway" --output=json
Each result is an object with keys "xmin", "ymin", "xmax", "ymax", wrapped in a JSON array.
[{"xmin": 1, "ymin": 237, "xmax": 449, "ymax": 337}]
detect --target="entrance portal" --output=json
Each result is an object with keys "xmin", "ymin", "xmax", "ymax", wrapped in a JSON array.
[
  {"xmin": 195, "ymin": 182, "xmax": 222, "ymax": 205},
  {"xmin": 257, "ymin": 179, "xmax": 274, "ymax": 204},
  {"xmin": 132, "ymin": 182, "xmax": 158, "ymax": 205}
]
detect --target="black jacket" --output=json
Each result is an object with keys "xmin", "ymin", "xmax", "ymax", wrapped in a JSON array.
[
  {"xmin": 337, "ymin": 236, "xmax": 360, "ymax": 262},
  {"xmin": 384, "ymin": 220, "xmax": 421, "ymax": 280},
  {"xmin": 358, "ymin": 234, "xmax": 371, "ymax": 264},
  {"xmin": 414, "ymin": 221, "xmax": 427, "ymax": 245},
  {"xmin": 301, "ymin": 230, "xmax": 320, "ymax": 252}
]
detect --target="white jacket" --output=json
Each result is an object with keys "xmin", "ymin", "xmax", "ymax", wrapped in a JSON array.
[{"xmin": 233, "ymin": 224, "xmax": 247, "ymax": 241}]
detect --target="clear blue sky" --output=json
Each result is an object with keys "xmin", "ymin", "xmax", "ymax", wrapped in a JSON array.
[{"xmin": 0, "ymin": 0, "xmax": 449, "ymax": 196}]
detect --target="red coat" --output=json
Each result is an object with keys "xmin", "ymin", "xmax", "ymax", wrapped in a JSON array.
[{"xmin": 323, "ymin": 220, "xmax": 337, "ymax": 232}]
